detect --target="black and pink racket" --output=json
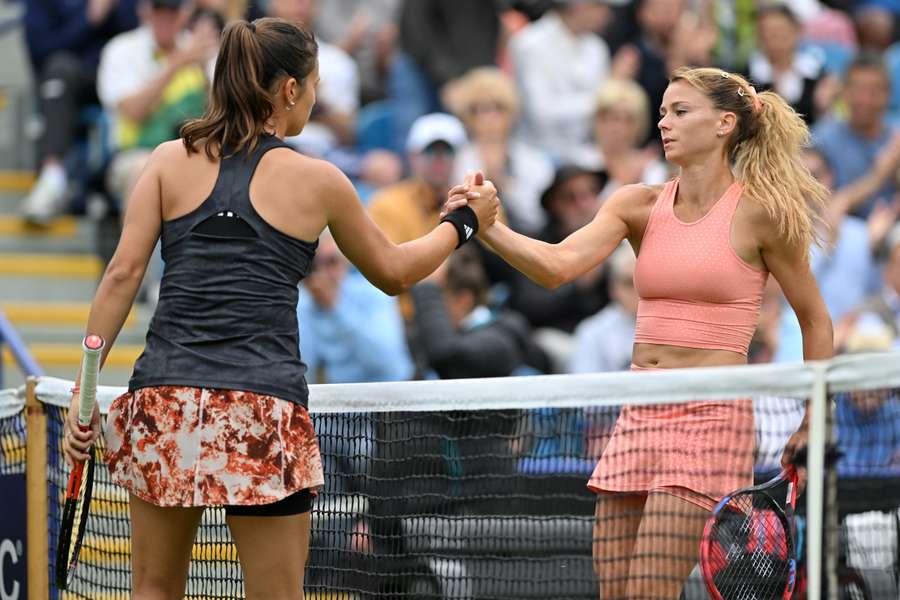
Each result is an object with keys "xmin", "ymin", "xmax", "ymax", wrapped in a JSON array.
[{"xmin": 700, "ymin": 465, "xmax": 800, "ymax": 600}]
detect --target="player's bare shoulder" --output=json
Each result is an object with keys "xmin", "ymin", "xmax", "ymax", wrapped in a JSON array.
[
  {"xmin": 149, "ymin": 139, "xmax": 207, "ymax": 187},
  {"xmin": 603, "ymin": 182, "xmax": 665, "ymax": 229},
  {"xmin": 265, "ymin": 147, "xmax": 352, "ymax": 196},
  {"xmin": 735, "ymin": 191, "xmax": 780, "ymax": 246}
]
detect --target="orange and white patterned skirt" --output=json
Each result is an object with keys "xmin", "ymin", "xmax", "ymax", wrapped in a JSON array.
[{"xmin": 103, "ymin": 386, "xmax": 324, "ymax": 507}]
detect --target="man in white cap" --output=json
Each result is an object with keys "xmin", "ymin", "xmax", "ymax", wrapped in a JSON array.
[
  {"xmin": 368, "ymin": 113, "xmax": 466, "ymax": 243},
  {"xmin": 367, "ymin": 112, "xmax": 467, "ymax": 317}
]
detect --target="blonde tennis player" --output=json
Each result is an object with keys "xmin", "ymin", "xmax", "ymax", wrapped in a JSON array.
[{"xmin": 444, "ymin": 67, "xmax": 833, "ymax": 599}]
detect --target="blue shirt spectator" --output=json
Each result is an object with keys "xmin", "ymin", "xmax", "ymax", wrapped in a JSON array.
[
  {"xmin": 812, "ymin": 54, "xmax": 896, "ymax": 218},
  {"xmin": 835, "ymin": 390, "xmax": 900, "ymax": 477},
  {"xmin": 813, "ymin": 120, "xmax": 895, "ymax": 218},
  {"xmin": 298, "ymin": 234, "xmax": 413, "ymax": 384},
  {"xmin": 812, "ymin": 217, "xmax": 876, "ymax": 321}
]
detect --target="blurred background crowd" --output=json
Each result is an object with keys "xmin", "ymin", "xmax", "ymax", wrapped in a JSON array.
[{"xmin": 8, "ymin": 0, "xmax": 900, "ymax": 384}]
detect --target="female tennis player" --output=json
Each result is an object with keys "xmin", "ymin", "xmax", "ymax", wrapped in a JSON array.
[
  {"xmin": 445, "ymin": 67, "xmax": 833, "ymax": 599},
  {"xmin": 61, "ymin": 17, "xmax": 497, "ymax": 600}
]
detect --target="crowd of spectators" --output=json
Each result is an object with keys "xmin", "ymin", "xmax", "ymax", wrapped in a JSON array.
[{"xmin": 16, "ymin": 0, "xmax": 900, "ymax": 383}]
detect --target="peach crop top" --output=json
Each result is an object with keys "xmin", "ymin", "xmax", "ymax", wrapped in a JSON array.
[{"xmin": 633, "ymin": 178, "xmax": 768, "ymax": 356}]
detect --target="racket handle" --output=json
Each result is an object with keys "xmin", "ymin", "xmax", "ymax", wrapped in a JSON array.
[{"xmin": 78, "ymin": 335, "xmax": 105, "ymax": 427}]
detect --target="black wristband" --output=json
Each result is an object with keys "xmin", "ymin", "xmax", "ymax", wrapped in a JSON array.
[{"xmin": 440, "ymin": 205, "xmax": 479, "ymax": 248}]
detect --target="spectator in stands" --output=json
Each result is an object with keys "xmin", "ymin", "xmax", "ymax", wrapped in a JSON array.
[
  {"xmin": 267, "ymin": 0, "xmax": 359, "ymax": 152},
  {"xmin": 269, "ymin": 0, "xmax": 404, "ymax": 200},
  {"xmin": 367, "ymin": 112, "xmax": 467, "ymax": 315},
  {"xmin": 813, "ymin": 53, "xmax": 897, "ymax": 218},
  {"xmin": 569, "ymin": 243, "xmax": 636, "ymax": 374},
  {"xmin": 298, "ymin": 230, "xmax": 412, "ymax": 560},
  {"xmin": 508, "ymin": 165, "xmax": 610, "ymax": 371},
  {"xmin": 195, "ymin": 0, "xmax": 264, "ymax": 21},
  {"xmin": 612, "ymin": 0, "xmax": 716, "ymax": 146},
  {"xmin": 750, "ymin": 3, "xmax": 830, "ymax": 125},
  {"xmin": 98, "ymin": 0, "xmax": 217, "ymax": 208},
  {"xmin": 410, "ymin": 246, "xmax": 549, "ymax": 379},
  {"xmin": 314, "ymin": 0, "xmax": 400, "ymax": 104},
  {"xmin": 580, "ymin": 78, "xmax": 668, "ymax": 198},
  {"xmin": 834, "ymin": 312, "xmax": 900, "ymax": 476},
  {"xmin": 21, "ymin": 0, "xmax": 139, "ymax": 223},
  {"xmin": 448, "ymin": 67, "xmax": 554, "ymax": 234},
  {"xmin": 390, "ymin": 0, "xmax": 501, "ymax": 152},
  {"xmin": 839, "ymin": 223, "xmax": 900, "ymax": 346},
  {"xmin": 298, "ymin": 231, "xmax": 413, "ymax": 384},
  {"xmin": 708, "ymin": 0, "xmax": 755, "ymax": 72},
  {"xmin": 774, "ymin": 145, "xmax": 900, "ymax": 363},
  {"xmin": 800, "ymin": 1, "xmax": 858, "ymax": 56},
  {"xmin": 807, "ymin": 145, "xmax": 897, "ymax": 319},
  {"xmin": 510, "ymin": 0, "xmax": 612, "ymax": 164},
  {"xmin": 855, "ymin": 3, "xmax": 896, "ymax": 55}
]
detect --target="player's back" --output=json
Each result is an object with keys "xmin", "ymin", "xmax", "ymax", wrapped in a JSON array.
[{"xmin": 130, "ymin": 135, "xmax": 318, "ymax": 406}]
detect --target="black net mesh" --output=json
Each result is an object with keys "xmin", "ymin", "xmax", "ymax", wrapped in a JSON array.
[
  {"xmin": 19, "ymin": 385, "xmax": 898, "ymax": 599},
  {"xmin": 826, "ymin": 386, "xmax": 900, "ymax": 600}
]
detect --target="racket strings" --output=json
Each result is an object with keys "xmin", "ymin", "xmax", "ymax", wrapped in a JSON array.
[{"xmin": 707, "ymin": 492, "xmax": 793, "ymax": 599}]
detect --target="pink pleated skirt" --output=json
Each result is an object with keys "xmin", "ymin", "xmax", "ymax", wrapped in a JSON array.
[{"xmin": 587, "ymin": 366, "xmax": 754, "ymax": 510}]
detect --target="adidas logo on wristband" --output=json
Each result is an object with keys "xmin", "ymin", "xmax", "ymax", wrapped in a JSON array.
[{"xmin": 464, "ymin": 225, "xmax": 474, "ymax": 239}]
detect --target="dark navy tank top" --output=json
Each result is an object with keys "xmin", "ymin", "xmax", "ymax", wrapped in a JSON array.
[{"xmin": 129, "ymin": 135, "xmax": 318, "ymax": 406}]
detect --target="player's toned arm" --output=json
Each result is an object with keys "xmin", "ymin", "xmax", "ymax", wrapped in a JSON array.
[
  {"xmin": 762, "ymin": 229, "xmax": 834, "ymax": 363},
  {"xmin": 322, "ymin": 164, "xmax": 497, "ymax": 295},
  {"xmin": 67, "ymin": 143, "xmax": 165, "ymax": 460},
  {"xmin": 83, "ymin": 145, "xmax": 165, "ymax": 368},
  {"xmin": 474, "ymin": 185, "xmax": 637, "ymax": 289},
  {"xmin": 761, "ymin": 210, "xmax": 833, "ymax": 472}
]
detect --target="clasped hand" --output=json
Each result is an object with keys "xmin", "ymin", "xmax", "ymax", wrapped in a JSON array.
[{"xmin": 441, "ymin": 171, "xmax": 500, "ymax": 234}]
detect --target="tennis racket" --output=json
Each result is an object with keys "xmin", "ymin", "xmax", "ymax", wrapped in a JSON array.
[
  {"xmin": 700, "ymin": 464, "xmax": 800, "ymax": 600},
  {"xmin": 55, "ymin": 334, "xmax": 105, "ymax": 590}
]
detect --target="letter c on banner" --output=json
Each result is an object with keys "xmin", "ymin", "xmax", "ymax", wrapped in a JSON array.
[{"xmin": 0, "ymin": 538, "xmax": 20, "ymax": 600}]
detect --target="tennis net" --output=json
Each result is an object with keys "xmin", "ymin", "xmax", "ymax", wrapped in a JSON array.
[{"xmin": 2, "ymin": 353, "xmax": 898, "ymax": 599}]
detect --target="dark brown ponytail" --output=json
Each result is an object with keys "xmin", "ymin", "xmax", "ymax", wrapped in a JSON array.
[{"xmin": 181, "ymin": 17, "xmax": 317, "ymax": 159}]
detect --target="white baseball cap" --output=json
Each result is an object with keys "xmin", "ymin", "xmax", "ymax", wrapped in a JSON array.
[{"xmin": 406, "ymin": 113, "xmax": 467, "ymax": 154}]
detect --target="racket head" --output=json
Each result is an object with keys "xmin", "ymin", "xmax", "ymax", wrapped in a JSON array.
[
  {"xmin": 700, "ymin": 469, "xmax": 798, "ymax": 600},
  {"xmin": 55, "ymin": 445, "xmax": 96, "ymax": 589}
]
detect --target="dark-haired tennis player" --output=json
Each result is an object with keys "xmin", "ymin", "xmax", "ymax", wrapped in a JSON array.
[
  {"xmin": 62, "ymin": 17, "xmax": 498, "ymax": 599},
  {"xmin": 445, "ymin": 67, "xmax": 833, "ymax": 599}
]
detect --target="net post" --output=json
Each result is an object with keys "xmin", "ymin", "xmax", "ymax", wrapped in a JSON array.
[
  {"xmin": 25, "ymin": 376, "xmax": 49, "ymax": 600},
  {"xmin": 805, "ymin": 360, "xmax": 828, "ymax": 600}
]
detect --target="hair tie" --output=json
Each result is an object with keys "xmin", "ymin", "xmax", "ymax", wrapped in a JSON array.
[
  {"xmin": 737, "ymin": 85, "xmax": 763, "ymax": 114},
  {"xmin": 748, "ymin": 85, "xmax": 763, "ymax": 114},
  {"xmin": 247, "ymin": 21, "xmax": 256, "ymax": 33}
]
